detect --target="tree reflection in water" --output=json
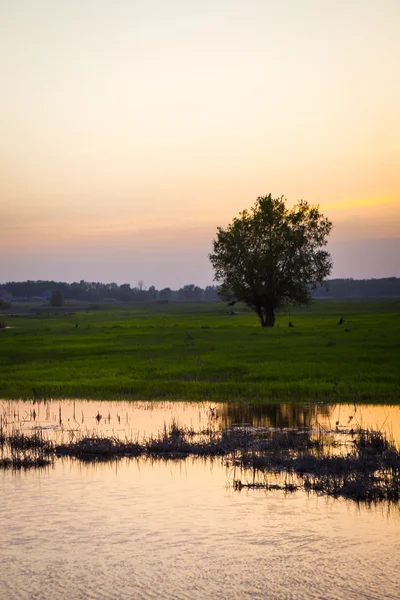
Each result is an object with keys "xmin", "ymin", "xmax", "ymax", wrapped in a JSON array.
[{"xmin": 218, "ymin": 402, "xmax": 332, "ymax": 429}]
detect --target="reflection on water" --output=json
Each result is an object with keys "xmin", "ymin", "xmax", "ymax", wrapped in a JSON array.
[
  {"xmin": 1, "ymin": 400, "xmax": 400, "ymax": 600},
  {"xmin": 1, "ymin": 399, "xmax": 400, "ymax": 443},
  {"xmin": 220, "ymin": 402, "xmax": 331, "ymax": 429}
]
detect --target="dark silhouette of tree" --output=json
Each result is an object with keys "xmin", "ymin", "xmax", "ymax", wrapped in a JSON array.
[
  {"xmin": 204, "ymin": 285, "xmax": 219, "ymax": 301},
  {"xmin": 147, "ymin": 285, "xmax": 158, "ymax": 301},
  {"xmin": 50, "ymin": 289, "xmax": 64, "ymax": 307},
  {"xmin": 159, "ymin": 287, "xmax": 172, "ymax": 302},
  {"xmin": 178, "ymin": 284, "xmax": 203, "ymax": 301},
  {"xmin": 118, "ymin": 283, "xmax": 132, "ymax": 301},
  {"xmin": 210, "ymin": 194, "xmax": 332, "ymax": 327}
]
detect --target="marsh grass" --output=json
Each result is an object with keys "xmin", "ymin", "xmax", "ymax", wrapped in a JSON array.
[
  {"xmin": 2, "ymin": 419, "xmax": 399, "ymax": 503},
  {"xmin": 55, "ymin": 436, "xmax": 143, "ymax": 461},
  {"xmin": 0, "ymin": 426, "xmax": 53, "ymax": 469},
  {"xmin": 0, "ymin": 299, "xmax": 399, "ymax": 402},
  {"xmin": 232, "ymin": 426, "xmax": 400, "ymax": 502}
]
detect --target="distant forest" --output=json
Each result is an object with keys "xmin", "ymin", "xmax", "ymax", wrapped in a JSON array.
[{"xmin": 1, "ymin": 278, "xmax": 400, "ymax": 304}]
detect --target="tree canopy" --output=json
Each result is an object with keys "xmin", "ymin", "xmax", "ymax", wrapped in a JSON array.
[{"xmin": 209, "ymin": 194, "xmax": 333, "ymax": 326}]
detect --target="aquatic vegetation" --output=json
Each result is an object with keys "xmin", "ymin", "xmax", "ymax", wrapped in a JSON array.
[
  {"xmin": 0, "ymin": 426, "xmax": 53, "ymax": 469},
  {"xmin": 55, "ymin": 436, "xmax": 143, "ymax": 461},
  {"xmin": 1, "ymin": 419, "xmax": 399, "ymax": 504},
  {"xmin": 232, "ymin": 427, "xmax": 400, "ymax": 503}
]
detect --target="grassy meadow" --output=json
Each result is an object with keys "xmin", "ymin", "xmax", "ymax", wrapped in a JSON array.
[{"xmin": 0, "ymin": 299, "xmax": 399, "ymax": 403}]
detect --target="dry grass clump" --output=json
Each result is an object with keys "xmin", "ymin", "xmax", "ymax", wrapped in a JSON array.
[
  {"xmin": 0, "ymin": 427, "xmax": 53, "ymax": 469},
  {"xmin": 8, "ymin": 431, "xmax": 51, "ymax": 452},
  {"xmin": 55, "ymin": 437, "xmax": 142, "ymax": 461},
  {"xmin": 145, "ymin": 421, "xmax": 230, "ymax": 456}
]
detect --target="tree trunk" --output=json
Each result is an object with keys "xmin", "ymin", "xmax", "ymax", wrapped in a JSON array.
[
  {"xmin": 265, "ymin": 308, "xmax": 275, "ymax": 327},
  {"xmin": 255, "ymin": 306, "xmax": 266, "ymax": 327},
  {"xmin": 256, "ymin": 306, "xmax": 275, "ymax": 327}
]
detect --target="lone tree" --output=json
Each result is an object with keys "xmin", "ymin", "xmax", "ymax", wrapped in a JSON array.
[{"xmin": 209, "ymin": 194, "xmax": 333, "ymax": 327}]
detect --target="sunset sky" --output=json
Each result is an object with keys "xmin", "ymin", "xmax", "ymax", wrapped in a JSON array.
[{"xmin": 1, "ymin": 0, "xmax": 399, "ymax": 288}]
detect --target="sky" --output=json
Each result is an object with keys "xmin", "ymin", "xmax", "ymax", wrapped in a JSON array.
[{"xmin": 1, "ymin": 0, "xmax": 399, "ymax": 288}]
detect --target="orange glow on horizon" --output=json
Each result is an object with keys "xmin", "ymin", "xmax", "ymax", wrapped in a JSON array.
[{"xmin": 1, "ymin": 1, "xmax": 399, "ymax": 283}]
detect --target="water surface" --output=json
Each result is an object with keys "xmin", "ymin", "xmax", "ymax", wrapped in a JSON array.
[{"xmin": 1, "ymin": 400, "xmax": 400, "ymax": 600}]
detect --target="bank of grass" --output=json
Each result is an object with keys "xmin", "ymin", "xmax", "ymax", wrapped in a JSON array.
[{"xmin": 0, "ymin": 299, "xmax": 399, "ymax": 402}]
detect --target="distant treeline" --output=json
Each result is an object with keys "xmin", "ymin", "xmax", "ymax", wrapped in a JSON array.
[
  {"xmin": 0, "ymin": 281, "xmax": 219, "ymax": 303},
  {"xmin": 0, "ymin": 278, "xmax": 399, "ymax": 304},
  {"xmin": 313, "ymin": 278, "xmax": 400, "ymax": 298}
]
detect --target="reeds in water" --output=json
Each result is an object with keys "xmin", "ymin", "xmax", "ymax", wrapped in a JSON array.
[
  {"xmin": 1, "ymin": 420, "xmax": 399, "ymax": 503},
  {"xmin": 0, "ymin": 427, "xmax": 53, "ymax": 469}
]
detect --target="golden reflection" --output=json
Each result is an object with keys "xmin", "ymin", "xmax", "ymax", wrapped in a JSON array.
[
  {"xmin": 2, "ymin": 399, "xmax": 400, "ymax": 599},
  {"xmin": 1, "ymin": 399, "xmax": 400, "ymax": 445}
]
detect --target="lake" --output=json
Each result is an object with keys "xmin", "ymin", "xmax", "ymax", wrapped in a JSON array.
[{"xmin": 1, "ymin": 400, "xmax": 400, "ymax": 599}]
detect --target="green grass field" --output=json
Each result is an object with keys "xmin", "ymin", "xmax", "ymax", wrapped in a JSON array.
[{"xmin": 0, "ymin": 299, "xmax": 399, "ymax": 402}]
